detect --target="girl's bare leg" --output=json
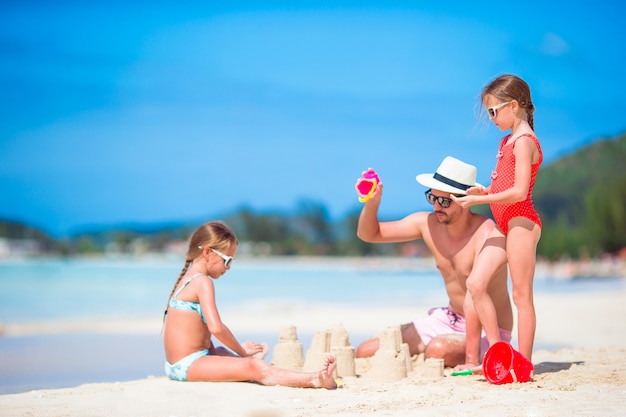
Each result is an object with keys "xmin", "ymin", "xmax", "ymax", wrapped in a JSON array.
[
  {"xmin": 260, "ymin": 356, "xmax": 337, "ymax": 389},
  {"xmin": 187, "ymin": 354, "xmax": 337, "ymax": 389},
  {"xmin": 210, "ymin": 342, "xmax": 268, "ymax": 359},
  {"xmin": 507, "ymin": 218, "xmax": 541, "ymax": 361},
  {"xmin": 465, "ymin": 228, "xmax": 507, "ymax": 346},
  {"xmin": 454, "ymin": 291, "xmax": 483, "ymax": 372}
]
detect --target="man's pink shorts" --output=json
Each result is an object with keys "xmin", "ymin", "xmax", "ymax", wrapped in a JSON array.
[{"xmin": 413, "ymin": 306, "xmax": 512, "ymax": 359}]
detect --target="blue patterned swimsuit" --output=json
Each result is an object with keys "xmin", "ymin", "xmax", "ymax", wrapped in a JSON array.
[{"xmin": 165, "ymin": 273, "xmax": 209, "ymax": 381}]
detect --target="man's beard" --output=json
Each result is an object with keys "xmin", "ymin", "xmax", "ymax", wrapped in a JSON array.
[{"xmin": 434, "ymin": 210, "xmax": 452, "ymax": 224}]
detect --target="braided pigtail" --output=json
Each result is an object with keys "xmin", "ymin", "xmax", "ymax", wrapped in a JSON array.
[
  {"xmin": 525, "ymin": 102, "xmax": 535, "ymax": 130},
  {"xmin": 163, "ymin": 259, "xmax": 192, "ymax": 322}
]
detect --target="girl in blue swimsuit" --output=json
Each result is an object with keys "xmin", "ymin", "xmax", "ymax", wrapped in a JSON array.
[{"xmin": 162, "ymin": 221, "xmax": 337, "ymax": 389}]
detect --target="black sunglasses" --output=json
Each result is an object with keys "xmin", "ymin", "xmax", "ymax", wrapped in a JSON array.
[{"xmin": 425, "ymin": 190, "xmax": 462, "ymax": 208}]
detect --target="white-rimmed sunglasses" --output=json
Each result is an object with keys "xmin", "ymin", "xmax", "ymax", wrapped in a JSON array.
[
  {"xmin": 210, "ymin": 248, "xmax": 234, "ymax": 267},
  {"xmin": 198, "ymin": 246, "xmax": 235, "ymax": 266},
  {"xmin": 486, "ymin": 101, "xmax": 512, "ymax": 118}
]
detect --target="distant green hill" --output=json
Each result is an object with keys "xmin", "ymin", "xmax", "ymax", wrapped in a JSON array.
[
  {"xmin": 0, "ymin": 218, "xmax": 57, "ymax": 253},
  {"xmin": 534, "ymin": 133, "xmax": 626, "ymax": 258},
  {"xmin": 534, "ymin": 133, "xmax": 626, "ymax": 223}
]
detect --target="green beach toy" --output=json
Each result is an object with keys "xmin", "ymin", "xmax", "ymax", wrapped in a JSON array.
[{"xmin": 450, "ymin": 369, "xmax": 473, "ymax": 376}]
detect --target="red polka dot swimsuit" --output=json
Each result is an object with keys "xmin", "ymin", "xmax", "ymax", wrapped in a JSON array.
[{"xmin": 489, "ymin": 133, "xmax": 543, "ymax": 235}]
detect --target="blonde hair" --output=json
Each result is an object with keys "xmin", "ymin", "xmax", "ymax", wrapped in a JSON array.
[
  {"xmin": 163, "ymin": 221, "xmax": 238, "ymax": 318},
  {"xmin": 482, "ymin": 74, "xmax": 535, "ymax": 130}
]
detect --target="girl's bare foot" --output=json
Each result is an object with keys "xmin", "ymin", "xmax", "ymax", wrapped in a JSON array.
[{"xmin": 318, "ymin": 356, "xmax": 338, "ymax": 390}]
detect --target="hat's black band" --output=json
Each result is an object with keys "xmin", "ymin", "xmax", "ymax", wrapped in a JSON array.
[{"xmin": 433, "ymin": 172, "xmax": 472, "ymax": 191}]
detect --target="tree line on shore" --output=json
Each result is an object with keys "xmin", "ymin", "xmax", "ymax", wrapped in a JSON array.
[{"xmin": 2, "ymin": 134, "xmax": 625, "ymax": 260}]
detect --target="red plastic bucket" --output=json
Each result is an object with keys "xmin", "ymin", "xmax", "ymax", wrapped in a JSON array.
[{"xmin": 483, "ymin": 341, "xmax": 534, "ymax": 384}]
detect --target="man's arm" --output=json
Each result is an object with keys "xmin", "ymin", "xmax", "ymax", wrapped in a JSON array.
[{"xmin": 358, "ymin": 205, "xmax": 426, "ymax": 244}]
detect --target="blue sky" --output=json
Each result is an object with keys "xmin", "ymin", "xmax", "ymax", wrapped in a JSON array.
[{"xmin": 1, "ymin": 1, "xmax": 625, "ymax": 237}]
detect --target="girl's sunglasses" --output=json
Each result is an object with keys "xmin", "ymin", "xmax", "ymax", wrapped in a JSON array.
[
  {"xmin": 486, "ymin": 101, "xmax": 511, "ymax": 118},
  {"xmin": 211, "ymin": 248, "xmax": 234, "ymax": 267}
]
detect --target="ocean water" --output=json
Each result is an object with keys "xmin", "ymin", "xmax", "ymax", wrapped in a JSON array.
[
  {"xmin": 1, "ymin": 256, "xmax": 624, "ymax": 325},
  {"xmin": 0, "ymin": 256, "xmax": 624, "ymax": 394},
  {"xmin": 0, "ymin": 257, "xmax": 447, "ymax": 324}
]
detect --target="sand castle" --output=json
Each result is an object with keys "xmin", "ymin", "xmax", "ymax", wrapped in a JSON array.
[
  {"xmin": 302, "ymin": 324, "xmax": 357, "ymax": 377},
  {"xmin": 302, "ymin": 329, "xmax": 332, "ymax": 373},
  {"xmin": 272, "ymin": 324, "xmax": 357, "ymax": 378},
  {"xmin": 270, "ymin": 325, "xmax": 305, "ymax": 371},
  {"xmin": 422, "ymin": 357, "xmax": 444, "ymax": 378},
  {"xmin": 328, "ymin": 323, "xmax": 356, "ymax": 377},
  {"xmin": 271, "ymin": 324, "xmax": 433, "ymax": 382},
  {"xmin": 363, "ymin": 325, "xmax": 413, "ymax": 382}
]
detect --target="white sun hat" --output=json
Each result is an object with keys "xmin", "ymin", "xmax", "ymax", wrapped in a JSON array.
[{"xmin": 415, "ymin": 156, "xmax": 482, "ymax": 195}]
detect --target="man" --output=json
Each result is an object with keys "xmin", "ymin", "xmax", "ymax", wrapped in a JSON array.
[{"xmin": 355, "ymin": 156, "xmax": 513, "ymax": 368}]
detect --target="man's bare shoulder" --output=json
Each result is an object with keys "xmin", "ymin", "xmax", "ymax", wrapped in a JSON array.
[
  {"xmin": 470, "ymin": 212, "xmax": 496, "ymax": 227},
  {"xmin": 469, "ymin": 212, "xmax": 498, "ymax": 240}
]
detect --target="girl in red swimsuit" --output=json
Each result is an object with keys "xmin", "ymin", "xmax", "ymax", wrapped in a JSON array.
[{"xmin": 452, "ymin": 75, "xmax": 542, "ymax": 364}]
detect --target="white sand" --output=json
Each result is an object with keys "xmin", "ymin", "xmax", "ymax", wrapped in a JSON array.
[{"xmin": 2, "ymin": 283, "xmax": 626, "ymax": 416}]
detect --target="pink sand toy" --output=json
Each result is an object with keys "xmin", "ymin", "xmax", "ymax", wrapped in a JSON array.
[{"xmin": 356, "ymin": 169, "xmax": 380, "ymax": 203}]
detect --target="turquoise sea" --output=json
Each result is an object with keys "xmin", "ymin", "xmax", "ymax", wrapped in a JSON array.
[
  {"xmin": 1, "ymin": 256, "xmax": 624, "ymax": 394},
  {"xmin": 0, "ymin": 257, "xmax": 448, "ymax": 324}
]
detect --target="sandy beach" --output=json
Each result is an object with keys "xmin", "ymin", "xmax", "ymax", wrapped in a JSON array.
[{"xmin": 2, "ymin": 277, "xmax": 626, "ymax": 417}]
